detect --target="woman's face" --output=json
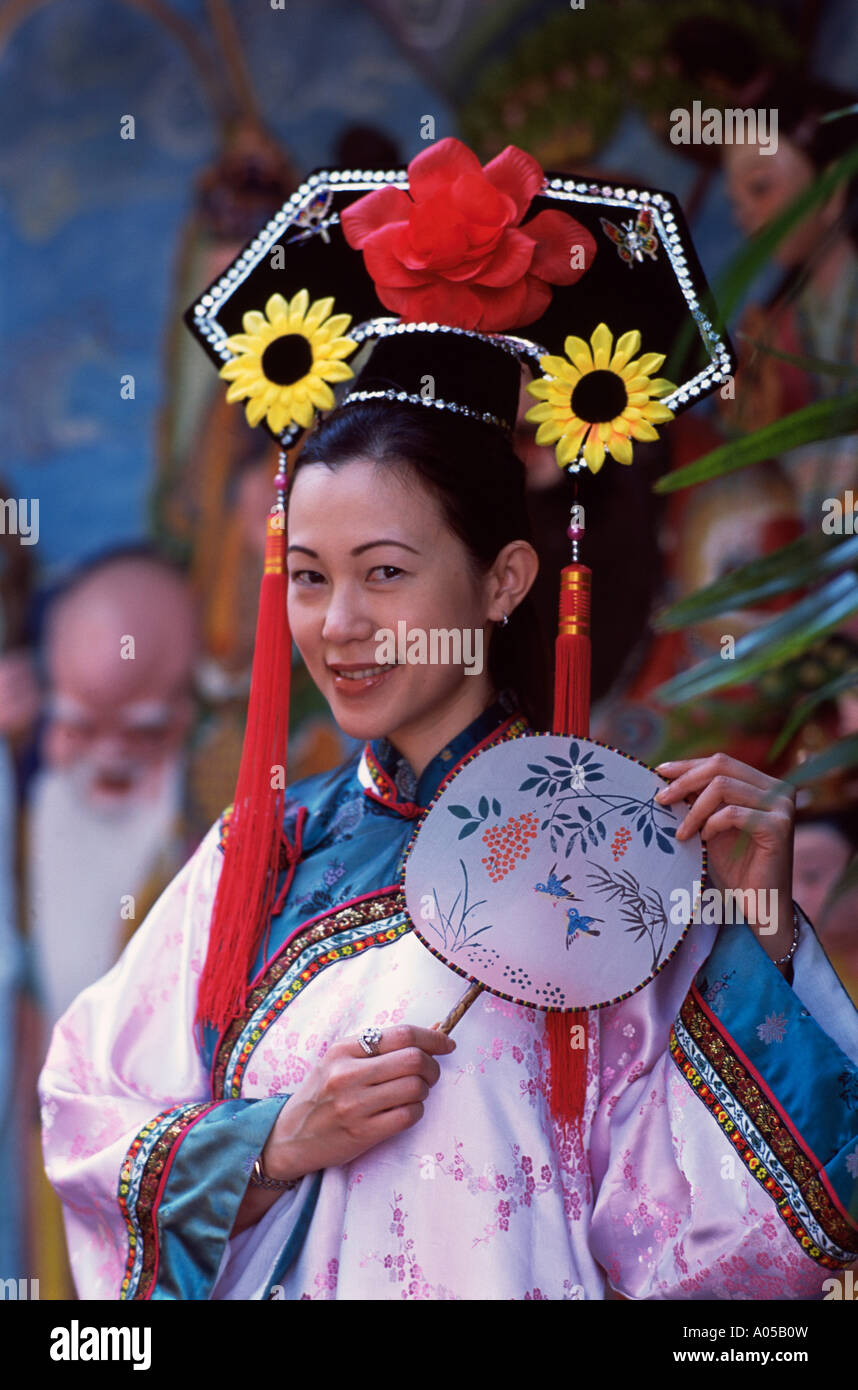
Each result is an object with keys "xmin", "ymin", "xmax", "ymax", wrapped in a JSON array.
[
  {"xmin": 286, "ymin": 456, "xmax": 504, "ymax": 765},
  {"xmin": 723, "ymin": 138, "xmax": 832, "ymax": 268},
  {"xmin": 792, "ymin": 822, "xmax": 853, "ymax": 924}
]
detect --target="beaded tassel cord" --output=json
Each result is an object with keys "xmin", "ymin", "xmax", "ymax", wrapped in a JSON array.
[{"xmin": 545, "ymin": 504, "xmax": 592, "ymax": 1138}]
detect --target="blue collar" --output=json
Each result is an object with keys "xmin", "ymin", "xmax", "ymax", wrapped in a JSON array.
[{"xmin": 360, "ymin": 690, "xmax": 525, "ymax": 817}]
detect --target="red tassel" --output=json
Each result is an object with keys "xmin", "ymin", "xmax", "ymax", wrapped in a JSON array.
[
  {"xmin": 196, "ymin": 507, "xmax": 292, "ymax": 1032},
  {"xmin": 553, "ymin": 563, "xmax": 591, "ymax": 740},
  {"xmin": 547, "ymin": 559, "xmax": 592, "ymax": 1136}
]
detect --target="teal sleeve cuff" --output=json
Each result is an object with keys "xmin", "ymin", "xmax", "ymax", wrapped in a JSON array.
[
  {"xmin": 119, "ymin": 1095, "xmax": 289, "ymax": 1300},
  {"xmin": 671, "ymin": 908, "xmax": 858, "ymax": 1268}
]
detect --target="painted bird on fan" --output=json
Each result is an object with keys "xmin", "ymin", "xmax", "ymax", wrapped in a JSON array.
[
  {"xmin": 564, "ymin": 905, "xmax": 603, "ymax": 946},
  {"xmin": 533, "ymin": 865, "xmax": 578, "ymax": 904}
]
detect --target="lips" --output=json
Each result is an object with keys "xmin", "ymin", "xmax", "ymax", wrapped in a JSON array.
[
  {"xmin": 326, "ymin": 661, "xmax": 396, "ymax": 695},
  {"xmin": 328, "ymin": 663, "xmax": 391, "ymax": 680}
]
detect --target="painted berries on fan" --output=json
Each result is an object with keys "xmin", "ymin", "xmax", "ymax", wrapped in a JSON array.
[
  {"xmin": 481, "ymin": 812, "xmax": 540, "ymax": 884},
  {"xmin": 610, "ymin": 825, "xmax": 632, "ymax": 861}
]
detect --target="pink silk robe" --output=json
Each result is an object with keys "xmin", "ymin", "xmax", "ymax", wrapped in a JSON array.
[{"xmin": 38, "ymin": 709, "xmax": 858, "ymax": 1300}]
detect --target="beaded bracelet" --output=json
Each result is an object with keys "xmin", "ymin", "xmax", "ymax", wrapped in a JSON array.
[
  {"xmin": 773, "ymin": 906, "xmax": 800, "ymax": 967},
  {"xmin": 249, "ymin": 1155, "xmax": 300, "ymax": 1191}
]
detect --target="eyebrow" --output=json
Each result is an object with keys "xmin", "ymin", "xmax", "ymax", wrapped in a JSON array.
[{"xmin": 287, "ymin": 540, "xmax": 421, "ymax": 557}]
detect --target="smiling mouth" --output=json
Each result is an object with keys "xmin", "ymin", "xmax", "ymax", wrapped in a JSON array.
[{"xmin": 328, "ymin": 663, "xmax": 393, "ymax": 681}]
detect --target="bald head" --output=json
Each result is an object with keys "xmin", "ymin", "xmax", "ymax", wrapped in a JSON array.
[
  {"xmin": 42, "ymin": 556, "xmax": 200, "ymax": 802},
  {"xmin": 46, "ymin": 556, "xmax": 198, "ymax": 705}
]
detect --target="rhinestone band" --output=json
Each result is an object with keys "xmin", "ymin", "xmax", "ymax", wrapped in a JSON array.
[
  {"xmin": 339, "ymin": 388, "xmax": 512, "ymax": 433},
  {"xmin": 347, "ymin": 316, "xmax": 548, "ymax": 363}
]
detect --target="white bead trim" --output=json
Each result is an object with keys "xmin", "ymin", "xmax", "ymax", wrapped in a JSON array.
[
  {"xmin": 339, "ymin": 388, "xmax": 512, "ymax": 433},
  {"xmin": 347, "ymin": 315, "xmax": 548, "ymax": 364}
]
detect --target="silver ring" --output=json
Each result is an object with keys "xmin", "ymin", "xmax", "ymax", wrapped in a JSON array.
[{"xmin": 358, "ymin": 1026, "xmax": 383, "ymax": 1057}]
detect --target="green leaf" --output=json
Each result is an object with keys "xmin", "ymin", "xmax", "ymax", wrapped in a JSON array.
[
  {"xmin": 448, "ymin": 805, "xmax": 473, "ymax": 820},
  {"xmin": 653, "ymin": 534, "xmax": 858, "ymax": 631},
  {"xmin": 653, "ymin": 393, "xmax": 858, "ymax": 494},
  {"xmin": 737, "ymin": 333, "xmax": 858, "ymax": 381},
  {"xmin": 767, "ymin": 668, "xmax": 858, "ymax": 760},
  {"xmin": 653, "ymin": 572, "xmax": 858, "ymax": 704},
  {"xmin": 820, "ymin": 102, "xmax": 858, "ymax": 123},
  {"xmin": 785, "ymin": 733, "xmax": 858, "ymax": 788}
]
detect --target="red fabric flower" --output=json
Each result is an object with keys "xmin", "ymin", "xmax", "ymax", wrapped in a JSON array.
[{"xmin": 340, "ymin": 138, "xmax": 596, "ymax": 332}]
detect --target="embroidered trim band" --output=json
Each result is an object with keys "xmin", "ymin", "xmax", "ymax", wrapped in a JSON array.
[
  {"xmin": 670, "ymin": 986, "xmax": 858, "ymax": 1269},
  {"xmin": 118, "ymin": 1101, "xmax": 217, "ymax": 1300},
  {"xmin": 212, "ymin": 887, "xmax": 408, "ymax": 1100}
]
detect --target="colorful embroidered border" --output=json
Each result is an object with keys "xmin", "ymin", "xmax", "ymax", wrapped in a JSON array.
[
  {"xmin": 118, "ymin": 1101, "xmax": 216, "ymax": 1300},
  {"xmin": 212, "ymin": 887, "xmax": 408, "ymax": 1100},
  {"xmin": 670, "ymin": 987, "xmax": 858, "ymax": 1269},
  {"xmin": 361, "ymin": 746, "xmax": 423, "ymax": 817},
  {"xmin": 218, "ymin": 801, "xmax": 297, "ymax": 872},
  {"xmin": 217, "ymin": 804, "xmax": 233, "ymax": 855}
]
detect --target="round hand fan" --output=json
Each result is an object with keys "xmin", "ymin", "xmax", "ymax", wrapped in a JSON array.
[{"xmin": 403, "ymin": 733, "xmax": 705, "ymax": 1020}]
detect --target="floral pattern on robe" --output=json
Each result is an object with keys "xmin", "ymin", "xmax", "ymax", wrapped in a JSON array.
[{"xmin": 39, "ymin": 695, "xmax": 858, "ymax": 1299}]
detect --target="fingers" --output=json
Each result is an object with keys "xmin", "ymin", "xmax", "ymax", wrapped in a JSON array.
[
  {"xmin": 662, "ymin": 774, "xmax": 792, "ymax": 842},
  {"xmin": 654, "ymin": 753, "xmax": 793, "ymax": 839},
  {"xmin": 359, "ymin": 1074, "xmax": 432, "ymax": 1117},
  {"xmin": 361, "ymin": 1046, "xmax": 443, "ymax": 1090},
  {"xmin": 363, "ymin": 1103, "xmax": 426, "ymax": 1144},
  {"xmin": 655, "ymin": 752, "xmax": 782, "ymax": 802},
  {"xmin": 341, "ymin": 1023, "xmax": 456, "ymax": 1062},
  {"xmin": 694, "ymin": 803, "xmax": 793, "ymax": 846}
]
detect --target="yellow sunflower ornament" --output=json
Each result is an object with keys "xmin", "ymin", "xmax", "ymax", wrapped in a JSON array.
[
  {"xmin": 524, "ymin": 323, "xmax": 676, "ymax": 474},
  {"xmin": 218, "ymin": 289, "xmax": 359, "ymax": 436}
]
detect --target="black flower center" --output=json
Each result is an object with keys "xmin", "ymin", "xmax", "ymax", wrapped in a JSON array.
[
  {"xmin": 571, "ymin": 369, "xmax": 628, "ymax": 423},
  {"xmin": 261, "ymin": 332, "xmax": 314, "ymax": 386}
]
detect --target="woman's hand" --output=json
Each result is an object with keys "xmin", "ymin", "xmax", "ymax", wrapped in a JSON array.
[
  {"xmin": 261, "ymin": 1023, "xmax": 456, "ymax": 1183},
  {"xmin": 654, "ymin": 752, "xmax": 797, "ymax": 973}
]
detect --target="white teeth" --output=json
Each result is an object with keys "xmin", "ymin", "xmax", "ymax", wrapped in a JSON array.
[{"xmin": 335, "ymin": 666, "xmax": 388, "ymax": 680}]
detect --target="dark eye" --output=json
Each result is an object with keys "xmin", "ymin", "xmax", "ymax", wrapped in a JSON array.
[
  {"xmin": 289, "ymin": 569, "xmax": 326, "ymax": 585},
  {"xmin": 369, "ymin": 565, "xmax": 404, "ymax": 581},
  {"xmin": 747, "ymin": 176, "xmax": 774, "ymax": 198}
]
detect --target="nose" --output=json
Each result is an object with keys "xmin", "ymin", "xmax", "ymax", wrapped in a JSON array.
[
  {"xmin": 320, "ymin": 580, "xmax": 376, "ymax": 648},
  {"xmin": 90, "ymin": 731, "xmax": 136, "ymax": 766}
]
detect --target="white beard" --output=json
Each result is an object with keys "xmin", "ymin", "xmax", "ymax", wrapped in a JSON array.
[{"xmin": 27, "ymin": 759, "xmax": 184, "ymax": 1031}]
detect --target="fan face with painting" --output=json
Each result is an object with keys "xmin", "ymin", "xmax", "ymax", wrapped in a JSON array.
[{"xmin": 404, "ymin": 733, "xmax": 705, "ymax": 1015}]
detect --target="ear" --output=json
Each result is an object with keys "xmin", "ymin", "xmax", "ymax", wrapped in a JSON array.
[{"xmin": 484, "ymin": 539, "xmax": 539, "ymax": 622}]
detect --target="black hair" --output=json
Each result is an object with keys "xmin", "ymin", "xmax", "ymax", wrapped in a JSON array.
[{"xmin": 292, "ymin": 400, "xmax": 552, "ymax": 730}]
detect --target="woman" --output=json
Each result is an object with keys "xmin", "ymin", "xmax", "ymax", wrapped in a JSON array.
[
  {"xmin": 39, "ymin": 397, "xmax": 858, "ymax": 1300},
  {"xmin": 721, "ymin": 76, "xmax": 858, "ymax": 524}
]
